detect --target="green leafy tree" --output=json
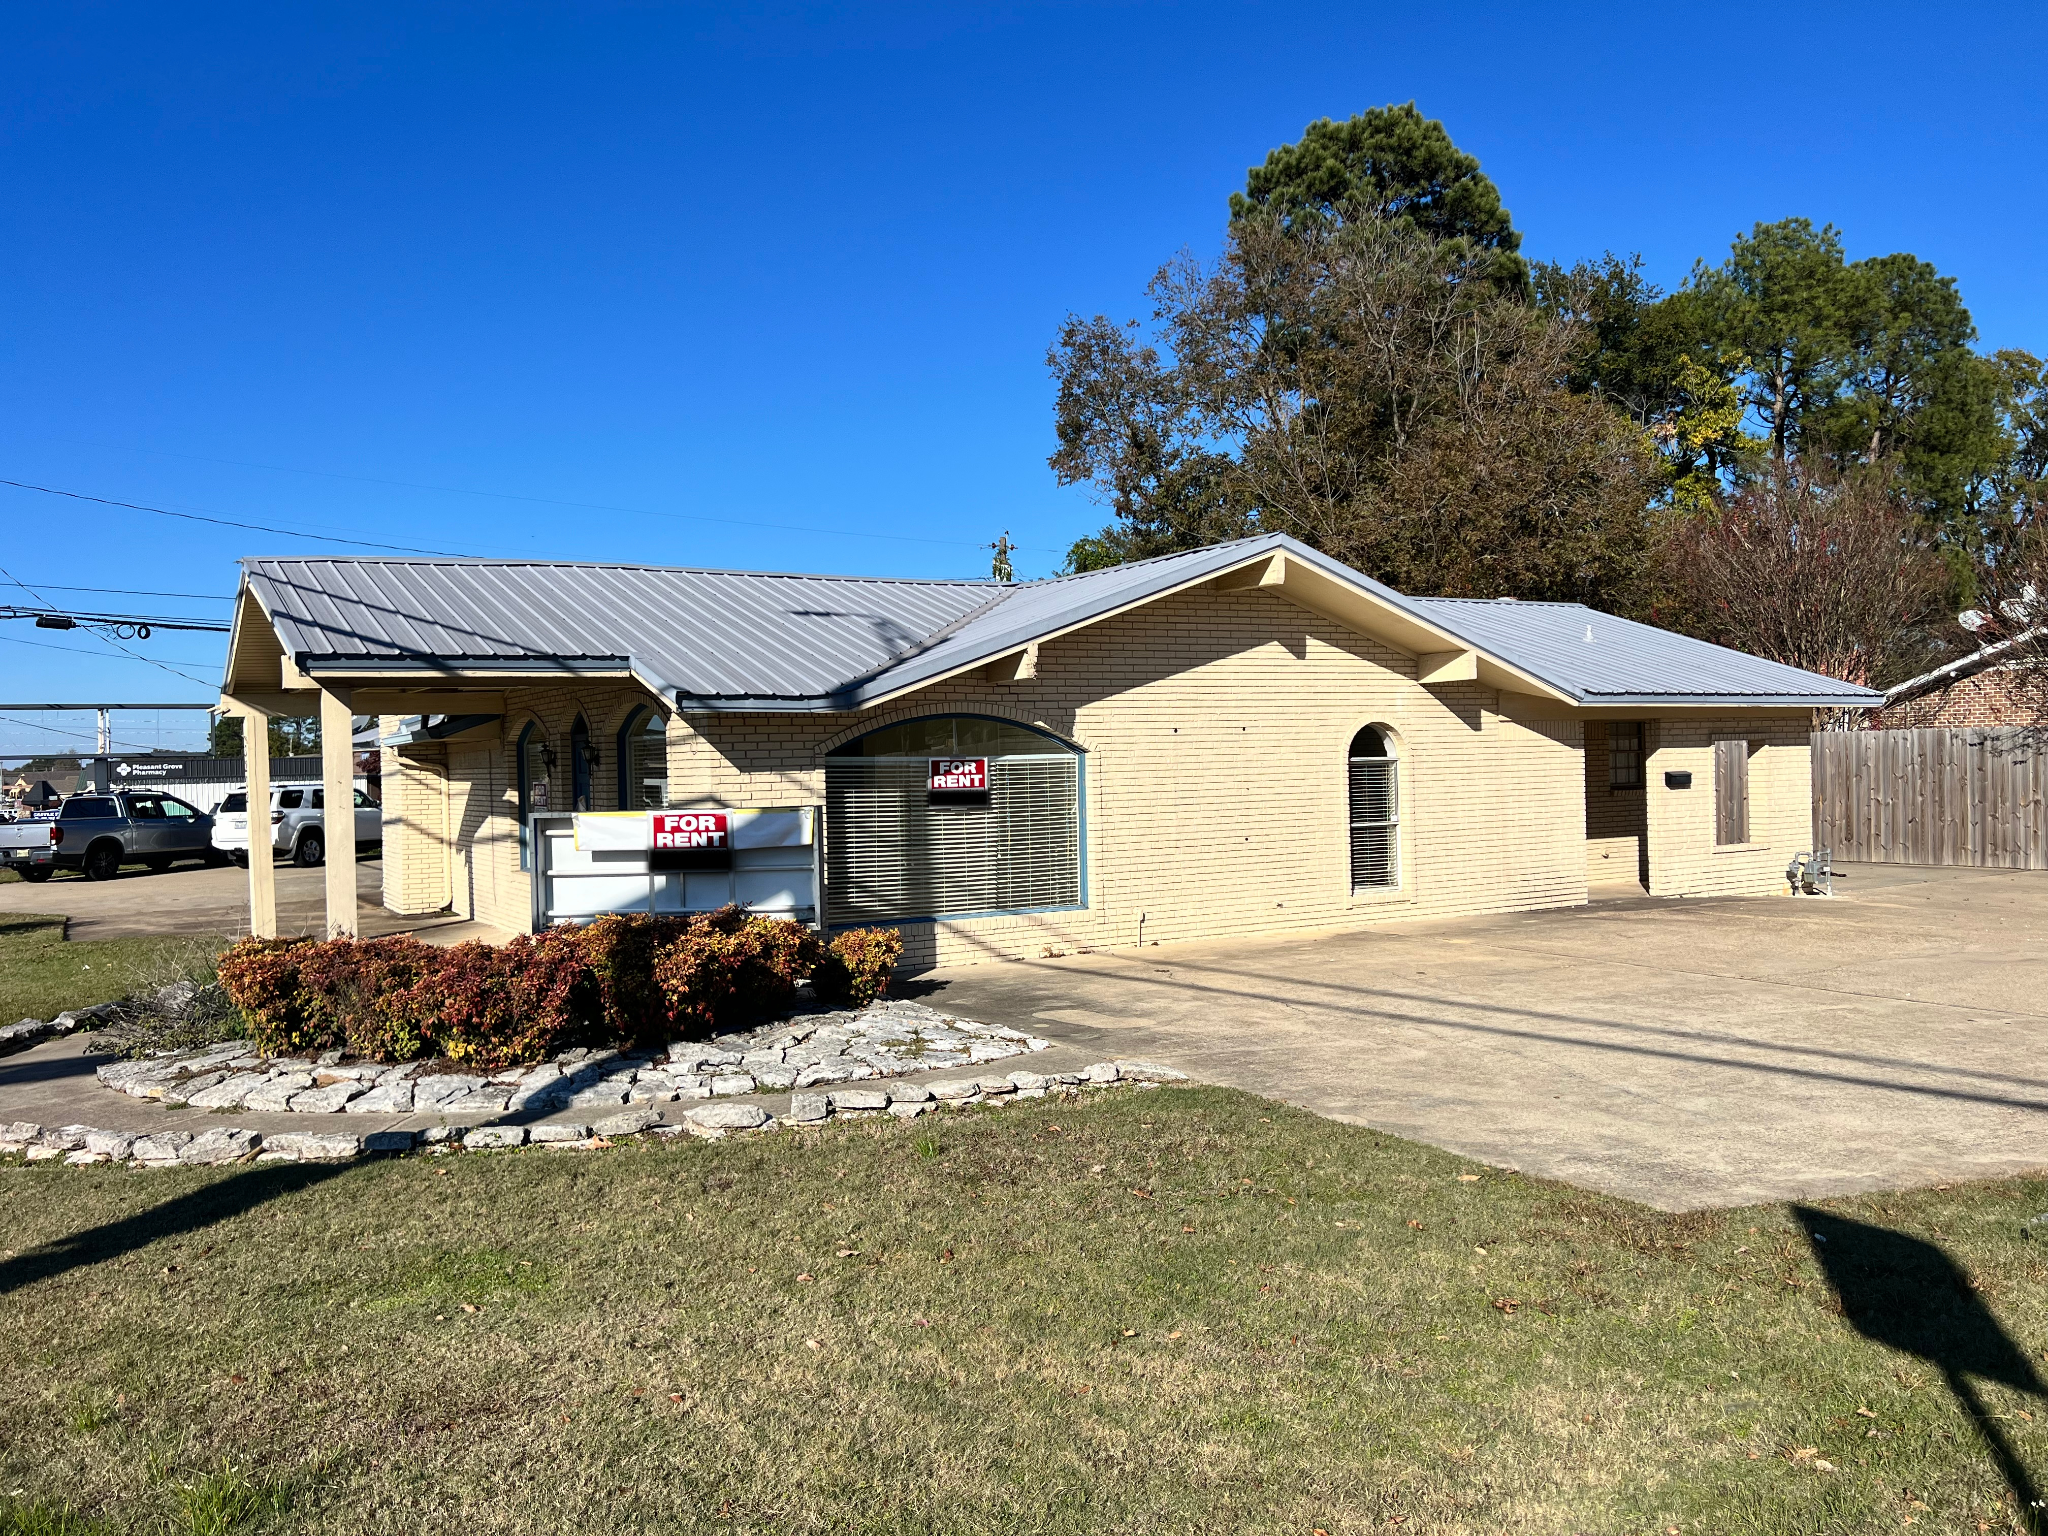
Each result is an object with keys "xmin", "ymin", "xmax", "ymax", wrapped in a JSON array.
[
  {"xmin": 1691, "ymin": 218, "xmax": 1861, "ymax": 462},
  {"xmin": 1230, "ymin": 104, "xmax": 1525, "ymax": 293},
  {"xmin": 1050, "ymin": 212, "xmax": 1659, "ymax": 605}
]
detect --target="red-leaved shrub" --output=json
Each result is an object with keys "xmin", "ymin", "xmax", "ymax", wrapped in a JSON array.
[
  {"xmin": 214, "ymin": 909, "xmax": 907, "ymax": 1063},
  {"xmin": 812, "ymin": 926, "xmax": 904, "ymax": 1008},
  {"xmin": 652, "ymin": 907, "xmax": 826, "ymax": 1037}
]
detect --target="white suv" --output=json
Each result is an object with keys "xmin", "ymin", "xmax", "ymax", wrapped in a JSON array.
[{"xmin": 212, "ymin": 783, "xmax": 382, "ymax": 867}]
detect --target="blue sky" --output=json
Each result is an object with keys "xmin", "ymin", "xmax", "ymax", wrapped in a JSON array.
[{"xmin": 3, "ymin": 1, "xmax": 2043, "ymax": 753}]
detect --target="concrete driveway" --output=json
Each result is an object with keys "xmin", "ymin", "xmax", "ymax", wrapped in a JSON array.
[{"xmin": 918, "ymin": 864, "xmax": 2048, "ymax": 1211}]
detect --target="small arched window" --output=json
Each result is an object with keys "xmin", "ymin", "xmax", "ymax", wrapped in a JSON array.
[
  {"xmin": 516, "ymin": 722, "xmax": 540, "ymax": 871},
  {"xmin": 617, "ymin": 705, "xmax": 669, "ymax": 809},
  {"xmin": 1348, "ymin": 725, "xmax": 1399, "ymax": 891},
  {"xmin": 570, "ymin": 716, "xmax": 594, "ymax": 812}
]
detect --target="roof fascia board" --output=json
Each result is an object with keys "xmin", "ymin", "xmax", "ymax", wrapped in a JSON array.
[
  {"xmin": 837, "ymin": 544, "xmax": 1302, "ymax": 710},
  {"xmin": 221, "ymin": 583, "xmax": 278, "ymax": 696},
  {"xmin": 1266, "ymin": 556, "xmax": 1579, "ymax": 703}
]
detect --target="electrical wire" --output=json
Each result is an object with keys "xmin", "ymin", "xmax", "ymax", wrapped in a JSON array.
[
  {"xmin": 2, "ymin": 582, "xmax": 233, "ymax": 602},
  {"xmin": 0, "ymin": 713, "xmax": 207, "ymax": 754},
  {"xmin": 0, "ymin": 479, "xmax": 481, "ymax": 556},
  {"xmin": 0, "ymin": 566, "xmax": 217, "ymax": 687},
  {"xmin": 6, "ymin": 455, "xmax": 1065, "ymax": 555}
]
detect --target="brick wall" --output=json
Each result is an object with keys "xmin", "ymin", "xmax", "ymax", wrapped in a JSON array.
[
  {"xmin": 1869, "ymin": 665, "xmax": 2048, "ymax": 730},
  {"xmin": 380, "ymin": 586, "xmax": 1812, "ymax": 958},
  {"xmin": 665, "ymin": 586, "xmax": 1590, "ymax": 966},
  {"xmin": 1642, "ymin": 713, "xmax": 1810, "ymax": 899}
]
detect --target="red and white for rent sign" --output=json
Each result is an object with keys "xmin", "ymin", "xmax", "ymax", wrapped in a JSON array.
[
  {"xmin": 650, "ymin": 810, "xmax": 730, "ymax": 850},
  {"xmin": 929, "ymin": 758, "xmax": 988, "ymax": 792}
]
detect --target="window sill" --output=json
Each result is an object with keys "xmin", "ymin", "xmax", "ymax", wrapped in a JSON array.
[
  {"xmin": 1349, "ymin": 887, "xmax": 1412, "ymax": 907},
  {"xmin": 1711, "ymin": 841, "xmax": 1769, "ymax": 854}
]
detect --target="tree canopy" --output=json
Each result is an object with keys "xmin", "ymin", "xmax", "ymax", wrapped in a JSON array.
[
  {"xmin": 1051, "ymin": 106, "xmax": 2044, "ymax": 678},
  {"xmin": 1231, "ymin": 104, "xmax": 1525, "ymax": 292}
]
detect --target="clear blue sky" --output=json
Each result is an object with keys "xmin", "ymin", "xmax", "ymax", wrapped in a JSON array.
[{"xmin": 3, "ymin": 1, "xmax": 2043, "ymax": 752}]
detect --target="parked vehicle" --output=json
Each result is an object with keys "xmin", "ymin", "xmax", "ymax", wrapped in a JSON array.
[
  {"xmin": 0, "ymin": 813, "xmax": 60, "ymax": 881},
  {"xmin": 0, "ymin": 792, "xmax": 221, "ymax": 881},
  {"xmin": 212, "ymin": 783, "xmax": 382, "ymax": 867}
]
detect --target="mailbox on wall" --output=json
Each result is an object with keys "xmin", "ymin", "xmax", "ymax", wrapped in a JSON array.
[{"xmin": 529, "ymin": 805, "xmax": 820, "ymax": 930}]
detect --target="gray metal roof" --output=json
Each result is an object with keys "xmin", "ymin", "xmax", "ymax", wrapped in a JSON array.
[
  {"xmin": 241, "ymin": 534, "xmax": 1880, "ymax": 711},
  {"xmin": 1410, "ymin": 596, "xmax": 1883, "ymax": 707}
]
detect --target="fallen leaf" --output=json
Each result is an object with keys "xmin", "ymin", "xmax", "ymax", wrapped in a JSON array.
[
  {"xmin": 1130, "ymin": 1187, "xmax": 1152, "ymax": 1199},
  {"xmin": 668, "ymin": 1393, "xmax": 683, "ymax": 1403},
  {"xmin": 1168, "ymin": 1331, "xmax": 1183, "ymax": 1339},
  {"xmin": 1814, "ymin": 1458, "xmax": 1836, "ymax": 1472},
  {"xmin": 836, "ymin": 1249, "xmax": 859, "ymax": 1258},
  {"xmin": 940, "ymin": 1248, "xmax": 953, "ymax": 1263},
  {"xmin": 1407, "ymin": 1220, "xmax": 1423, "ymax": 1229},
  {"xmin": 805, "ymin": 1338, "xmax": 820, "ymax": 1350},
  {"xmin": 460, "ymin": 1303, "xmax": 478, "ymax": 1314},
  {"xmin": 796, "ymin": 1273, "xmax": 814, "ymax": 1283},
  {"xmin": 1856, "ymin": 1407, "xmax": 1877, "ymax": 1418},
  {"xmin": 1491, "ymin": 1297, "xmax": 1519, "ymax": 1314},
  {"xmin": 1182, "ymin": 1225, "xmax": 1196, "ymax": 1233},
  {"xmin": 1457, "ymin": 1174, "xmax": 1481, "ymax": 1182},
  {"xmin": 1474, "ymin": 1246, "xmax": 1487, "ymax": 1255},
  {"xmin": 1122, "ymin": 1329, "xmax": 1136, "ymax": 1337},
  {"xmin": 229, "ymin": 1373, "xmax": 247, "ymax": 1385}
]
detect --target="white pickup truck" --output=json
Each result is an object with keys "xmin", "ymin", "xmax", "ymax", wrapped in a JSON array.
[{"xmin": 212, "ymin": 782, "xmax": 383, "ymax": 867}]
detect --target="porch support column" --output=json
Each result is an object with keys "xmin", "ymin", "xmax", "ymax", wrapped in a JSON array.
[
  {"xmin": 319, "ymin": 685, "xmax": 358, "ymax": 937},
  {"xmin": 235, "ymin": 701, "xmax": 276, "ymax": 938}
]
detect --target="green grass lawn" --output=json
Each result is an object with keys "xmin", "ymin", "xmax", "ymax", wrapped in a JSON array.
[
  {"xmin": 4, "ymin": 1089, "xmax": 2047, "ymax": 1534},
  {"xmin": 0, "ymin": 914, "xmax": 227, "ymax": 1026}
]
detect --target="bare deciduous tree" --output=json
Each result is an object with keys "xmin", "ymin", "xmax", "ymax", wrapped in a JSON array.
[{"xmin": 1653, "ymin": 463, "xmax": 1948, "ymax": 697}]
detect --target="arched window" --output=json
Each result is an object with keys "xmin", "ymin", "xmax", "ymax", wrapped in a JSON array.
[
  {"xmin": 617, "ymin": 706, "xmax": 669, "ymax": 809},
  {"xmin": 825, "ymin": 715, "xmax": 1083, "ymax": 924},
  {"xmin": 516, "ymin": 722, "xmax": 540, "ymax": 871},
  {"xmin": 1348, "ymin": 725, "xmax": 1399, "ymax": 891},
  {"xmin": 570, "ymin": 716, "xmax": 593, "ymax": 812}
]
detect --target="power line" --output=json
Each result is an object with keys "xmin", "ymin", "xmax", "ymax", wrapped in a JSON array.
[
  {"xmin": 3, "ymin": 581, "xmax": 233, "ymax": 602},
  {"xmin": 9, "ymin": 451, "xmax": 1066, "ymax": 555},
  {"xmin": 0, "ymin": 604, "xmax": 231, "ymax": 634},
  {"xmin": 0, "ymin": 479, "xmax": 482, "ymax": 556},
  {"xmin": 0, "ymin": 566, "xmax": 217, "ymax": 686}
]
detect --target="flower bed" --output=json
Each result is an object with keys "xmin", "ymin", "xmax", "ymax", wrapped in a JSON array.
[{"xmin": 215, "ymin": 910, "xmax": 903, "ymax": 1068}]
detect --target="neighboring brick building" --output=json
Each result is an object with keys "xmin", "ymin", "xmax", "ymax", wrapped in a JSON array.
[
  {"xmin": 1869, "ymin": 631, "xmax": 2047, "ymax": 730},
  {"xmin": 219, "ymin": 535, "xmax": 1880, "ymax": 962}
]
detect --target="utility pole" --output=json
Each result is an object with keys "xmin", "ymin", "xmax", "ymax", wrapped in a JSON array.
[
  {"xmin": 96, "ymin": 707, "xmax": 112, "ymax": 755},
  {"xmin": 989, "ymin": 531, "xmax": 1016, "ymax": 584}
]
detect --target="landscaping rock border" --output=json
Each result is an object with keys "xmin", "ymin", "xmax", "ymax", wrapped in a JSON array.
[
  {"xmin": 87, "ymin": 999, "xmax": 1056, "ymax": 1114},
  {"xmin": 0, "ymin": 1060, "xmax": 1189, "ymax": 1169},
  {"xmin": 0, "ymin": 1003, "xmax": 120, "ymax": 1057}
]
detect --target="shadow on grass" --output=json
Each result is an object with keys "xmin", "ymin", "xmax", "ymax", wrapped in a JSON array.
[
  {"xmin": 1798, "ymin": 1206, "xmax": 2046, "ymax": 1533},
  {"xmin": 0, "ymin": 1159, "xmax": 350, "ymax": 1296}
]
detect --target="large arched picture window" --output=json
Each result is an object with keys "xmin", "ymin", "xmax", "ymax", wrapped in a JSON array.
[
  {"xmin": 1348, "ymin": 725, "xmax": 1399, "ymax": 891},
  {"xmin": 825, "ymin": 715, "xmax": 1082, "ymax": 924},
  {"xmin": 617, "ymin": 706, "xmax": 669, "ymax": 809}
]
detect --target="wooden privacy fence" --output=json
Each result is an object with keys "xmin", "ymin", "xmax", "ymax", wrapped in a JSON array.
[{"xmin": 1811, "ymin": 728, "xmax": 2048, "ymax": 868}]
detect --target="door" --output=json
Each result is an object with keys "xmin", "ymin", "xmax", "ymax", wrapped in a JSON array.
[
  {"xmin": 123, "ymin": 794, "xmax": 169, "ymax": 857},
  {"xmin": 158, "ymin": 795, "xmax": 208, "ymax": 856}
]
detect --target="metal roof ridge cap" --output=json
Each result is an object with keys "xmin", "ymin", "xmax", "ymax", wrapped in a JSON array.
[{"xmin": 238, "ymin": 553, "xmax": 1002, "ymax": 585}]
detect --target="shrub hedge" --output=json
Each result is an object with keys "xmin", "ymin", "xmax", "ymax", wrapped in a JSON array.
[{"xmin": 215, "ymin": 908, "xmax": 902, "ymax": 1068}]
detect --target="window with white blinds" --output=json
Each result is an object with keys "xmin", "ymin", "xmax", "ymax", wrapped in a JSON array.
[
  {"xmin": 825, "ymin": 717, "xmax": 1083, "ymax": 924},
  {"xmin": 1348, "ymin": 725, "xmax": 1399, "ymax": 891}
]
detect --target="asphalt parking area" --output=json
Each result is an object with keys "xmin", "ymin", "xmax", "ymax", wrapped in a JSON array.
[
  {"xmin": 0, "ymin": 856, "xmax": 480, "ymax": 941},
  {"xmin": 918, "ymin": 864, "xmax": 2048, "ymax": 1211}
]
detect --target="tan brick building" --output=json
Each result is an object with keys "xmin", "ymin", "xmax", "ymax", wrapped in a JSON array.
[{"xmin": 218, "ymin": 536, "xmax": 1879, "ymax": 963}]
